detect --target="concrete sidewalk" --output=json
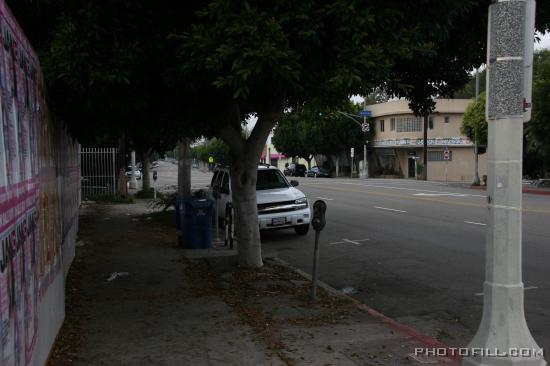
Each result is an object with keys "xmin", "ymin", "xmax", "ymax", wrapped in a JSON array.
[{"xmin": 49, "ymin": 201, "xmax": 460, "ymax": 366}]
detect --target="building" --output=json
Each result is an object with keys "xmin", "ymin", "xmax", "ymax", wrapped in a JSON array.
[{"xmin": 368, "ymin": 99, "xmax": 487, "ymax": 182}]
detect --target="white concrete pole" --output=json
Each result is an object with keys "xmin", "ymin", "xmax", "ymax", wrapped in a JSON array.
[
  {"xmin": 129, "ymin": 150, "xmax": 137, "ymax": 189},
  {"xmin": 463, "ymin": 1, "xmax": 545, "ymax": 366}
]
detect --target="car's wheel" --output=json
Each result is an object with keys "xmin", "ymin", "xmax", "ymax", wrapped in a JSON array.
[{"xmin": 294, "ymin": 224, "xmax": 309, "ymax": 235}]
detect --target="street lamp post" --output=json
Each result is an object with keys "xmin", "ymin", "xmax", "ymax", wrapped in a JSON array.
[
  {"xmin": 473, "ymin": 68, "xmax": 481, "ymax": 186},
  {"xmin": 463, "ymin": 1, "xmax": 545, "ymax": 366}
]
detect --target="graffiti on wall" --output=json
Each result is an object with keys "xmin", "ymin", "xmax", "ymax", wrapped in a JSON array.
[{"xmin": 0, "ymin": 2, "xmax": 80, "ymax": 365}]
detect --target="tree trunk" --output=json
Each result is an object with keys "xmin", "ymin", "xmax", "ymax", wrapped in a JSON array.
[
  {"xmin": 218, "ymin": 103, "xmax": 281, "ymax": 269},
  {"xmin": 306, "ymin": 157, "xmax": 312, "ymax": 170},
  {"xmin": 141, "ymin": 149, "xmax": 152, "ymax": 191},
  {"xmin": 177, "ymin": 138, "xmax": 192, "ymax": 199},
  {"xmin": 423, "ymin": 114, "xmax": 428, "ymax": 180},
  {"xmin": 230, "ymin": 155, "xmax": 263, "ymax": 268}
]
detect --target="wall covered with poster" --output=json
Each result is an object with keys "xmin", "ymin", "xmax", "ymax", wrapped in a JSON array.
[{"xmin": 0, "ymin": 2, "xmax": 80, "ymax": 366}]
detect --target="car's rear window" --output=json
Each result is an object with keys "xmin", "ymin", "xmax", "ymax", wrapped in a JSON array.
[{"xmin": 256, "ymin": 170, "xmax": 289, "ymax": 190}]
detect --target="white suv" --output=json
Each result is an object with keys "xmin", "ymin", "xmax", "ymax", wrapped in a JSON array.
[{"xmin": 210, "ymin": 165, "xmax": 311, "ymax": 235}]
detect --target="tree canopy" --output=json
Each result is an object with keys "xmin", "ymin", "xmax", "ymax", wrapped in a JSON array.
[
  {"xmin": 273, "ymin": 102, "xmax": 372, "ymax": 169},
  {"xmin": 461, "ymin": 92, "xmax": 488, "ymax": 150},
  {"xmin": 525, "ymin": 49, "xmax": 550, "ymax": 178},
  {"xmin": 8, "ymin": 0, "xmax": 550, "ymax": 267}
]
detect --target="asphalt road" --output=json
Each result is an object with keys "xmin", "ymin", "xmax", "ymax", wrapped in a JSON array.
[{"xmin": 185, "ymin": 166, "xmax": 550, "ymax": 351}]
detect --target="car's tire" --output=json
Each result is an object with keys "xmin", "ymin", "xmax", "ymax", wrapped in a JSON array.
[{"xmin": 294, "ymin": 224, "xmax": 309, "ymax": 235}]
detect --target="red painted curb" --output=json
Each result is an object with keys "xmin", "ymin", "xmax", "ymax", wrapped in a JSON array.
[
  {"xmin": 468, "ymin": 185, "xmax": 550, "ymax": 196},
  {"xmin": 523, "ymin": 188, "xmax": 550, "ymax": 196},
  {"xmin": 355, "ymin": 303, "xmax": 462, "ymax": 363}
]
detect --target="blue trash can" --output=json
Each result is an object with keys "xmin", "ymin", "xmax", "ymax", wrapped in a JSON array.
[{"xmin": 181, "ymin": 198, "xmax": 213, "ymax": 249}]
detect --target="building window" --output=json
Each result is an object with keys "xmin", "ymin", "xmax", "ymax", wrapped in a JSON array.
[
  {"xmin": 428, "ymin": 150, "xmax": 453, "ymax": 161},
  {"xmin": 396, "ymin": 117, "xmax": 422, "ymax": 132},
  {"xmin": 444, "ymin": 116, "xmax": 450, "ymax": 123},
  {"xmin": 380, "ymin": 119, "xmax": 385, "ymax": 132},
  {"xmin": 429, "ymin": 116, "xmax": 434, "ymax": 129},
  {"xmin": 390, "ymin": 118, "xmax": 395, "ymax": 131}
]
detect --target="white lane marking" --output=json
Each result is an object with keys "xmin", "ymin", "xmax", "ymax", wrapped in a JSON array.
[
  {"xmin": 374, "ymin": 206, "xmax": 407, "ymax": 213},
  {"xmin": 340, "ymin": 182, "xmax": 486, "ymax": 198},
  {"xmin": 329, "ymin": 238, "xmax": 370, "ymax": 245},
  {"xmin": 315, "ymin": 196, "xmax": 333, "ymax": 201},
  {"xmin": 475, "ymin": 286, "xmax": 537, "ymax": 296},
  {"xmin": 464, "ymin": 221, "xmax": 487, "ymax": 226},
  {"xmin": 414, "ymin": 193, "xmax": 468, "ymax": 197}
]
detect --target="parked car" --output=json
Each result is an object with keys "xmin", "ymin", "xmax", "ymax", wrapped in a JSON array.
[
  {"xmin": 535, "ymin": 179, "xmax": 550, "ymax": 188},
  {"xmin": 306, "ymin": 166, "xmax": 330, "ymax": 178},
  {"xmin": 210, "ymin": 165, "xmax": 311, "ymax": 235},
  {"xmin": 126, "ymin": 166, "xmax": 142, "ymax": 180},
  {"xmin": 283, "ymin": 163, "xmax": 307, "ymax": 177}
]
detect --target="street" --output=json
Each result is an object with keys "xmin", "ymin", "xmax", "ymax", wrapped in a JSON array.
[{"xmin": 179, "ymin": 165, "xmax": 550, "ymax": 351}]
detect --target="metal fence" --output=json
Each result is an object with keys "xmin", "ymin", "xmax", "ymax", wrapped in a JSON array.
[{"xmin": 80, "ymin": 147, "xmax": 119, "ymax": 198}]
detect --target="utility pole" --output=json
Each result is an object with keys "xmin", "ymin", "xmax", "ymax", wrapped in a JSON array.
[
  {"xmin": 422, "ymin": 114, "xmax": 428, "ymax": 180},
  {"xmin": 129, "ymin": 150, "xmax": 137, "ymax": 189},
  {"xmin": 463, "ymin": 1, "xmax": 545, "ymax": 366},
  {"xmin": 473, "ymin": 68, "xmax": 481, "ymax": 186},
  {"xmin": 362, "ymin": 98, "xmax": 369, "ymax": 179}
]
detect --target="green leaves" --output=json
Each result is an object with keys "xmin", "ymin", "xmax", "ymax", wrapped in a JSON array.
[{"xmin": 461, "ymin": 92, "xmax": 487, "ymax": 148}]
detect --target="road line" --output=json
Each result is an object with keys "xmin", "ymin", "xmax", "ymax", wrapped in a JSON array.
[
  {"xmin": 340, "ymin": 182, "xmax": 487, "ymax": 198},
  {"xmin": 303, "ymin": 185, "xmax": 550, "ymax": 215},
  {"xmin": 464, "ymin": 221, "xmax": 487, "ymax": 226},
  {"xmin": 315, "ymin": 196, "xmax": 333, "ymax": 201},
  {"xmin": 329, "ymin": 238, "xmax": 369, "ymax": 245},
  {"xmin": 374, "ymin": 206, "xmax": 407, "ymax": 213}
]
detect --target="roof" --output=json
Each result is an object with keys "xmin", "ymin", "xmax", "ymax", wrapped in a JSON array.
[{"xmin": 366, "ymin": 99, "xmax": 473, "ymax": 118}]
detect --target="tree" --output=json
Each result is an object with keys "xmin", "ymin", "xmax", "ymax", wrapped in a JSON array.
[
  {"xmin": 461, "ymin": 92, "xmax": 488, "ymax": 184},
  {"xmin": 8, "ymin": 0, "xmax": 202, "ymax": 170},
  {"xmin": 193, "ymin": 138, "xmax": 231, "ymax": 166},
  {"xmin": 272, "ymin": 112, "xmax": 316, "ymax": 168},
  {"xmin": 273, "ymin": 102, "xmax": 370, "ymax": 171},
  {"xmin": 12, "ymin": 0, "xmax": 550, "ymax": 269},
  {"xmin": 525, "ymin": 49, "xmax": 550, "ymax": 178},
  {"xmin": 175, "ymin": 0, "xmax": 519, "ymax": 268}
]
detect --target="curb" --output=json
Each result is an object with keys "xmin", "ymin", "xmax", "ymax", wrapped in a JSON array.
[
  {"xmin": 468, "ymin": 185, "xmax": 550, "ymax": 196},
  {"xmin": 268, "ymin": 257, "xmax": 462, "ymax": 363}
]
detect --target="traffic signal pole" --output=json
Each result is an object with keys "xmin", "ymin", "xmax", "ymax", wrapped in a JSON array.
[{"xmin": 463, "ymin": 1, "xmax": 545, "ymax": 365}]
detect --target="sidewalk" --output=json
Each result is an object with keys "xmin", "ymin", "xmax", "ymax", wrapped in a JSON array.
[{"xmin": 49, "ymin": 201, "xmax": 460, "ymax": 366}]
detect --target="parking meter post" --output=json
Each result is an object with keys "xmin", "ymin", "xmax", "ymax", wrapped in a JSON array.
[
  {"xmin": 310, "ymin": 200, "xmax": 327, "ymax": 302},
  {"xmin": 153, "ymin": 170, "xmax": 158, "ymax": 199},
  {"xmin": 311, "ymin": 230, "xmax": 321, "ymax": 301}
]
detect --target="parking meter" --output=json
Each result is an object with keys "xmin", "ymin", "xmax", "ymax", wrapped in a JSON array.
[
  {"xmin": 310, "ymin": 200, "xmax": 327, "ymax": 301},
  {"xmin": 312, "ymin": 200, "xmax": 327, "ymax": 232},
  {"xmin": 153, "ymin": 171, "xmax": 158, "ymax": 181}
]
